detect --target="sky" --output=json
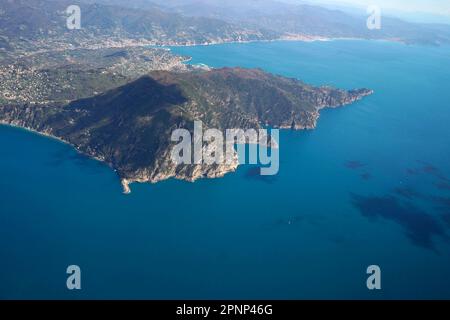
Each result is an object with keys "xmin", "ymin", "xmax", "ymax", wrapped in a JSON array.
[
  {"xmin": 294, "ymin": 0, "xmax": 450, "ymax": 23},
  {"xmin": 305, "ymin": 0, "xmax": 450, "ymax": 15}
]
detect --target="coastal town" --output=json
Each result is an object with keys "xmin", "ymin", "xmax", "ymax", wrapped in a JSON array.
[{"xmin": 0, "ymin": 46, "xmax": 190, "ymax": 105}]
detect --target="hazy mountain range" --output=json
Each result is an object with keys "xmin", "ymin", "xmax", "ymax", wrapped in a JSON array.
[
  {"xmin": 1, "ymin": 0, "xmax": 450, "ymax": 54},
  {"xmin": 100, "ymin": 0, "xmax": 450, "ymax": 45}
]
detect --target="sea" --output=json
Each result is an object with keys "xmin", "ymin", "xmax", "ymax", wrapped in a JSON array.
[{"xmin": 1, "ymin": 40, "xmax": 450, "ymax": 299}]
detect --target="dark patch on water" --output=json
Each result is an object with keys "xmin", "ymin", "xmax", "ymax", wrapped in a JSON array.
[
  {"xmin": 441, "ymin": 212, "xmax": 450, "ymax": 228},
  {"xmin": 430, "ymin": 196, "xmax": 450, "ymax": 209},
  {"xmin": 406, "ymin": 162, "xmax": 450, "ymax": 190},
  {"xmin": 244, "ymin": 167, "xmax": 277, "ymax": 184},
  {"xmin": 406, "ymin": 168, "xmax": 420, "ymax": 176},
  {"xmin": 417, "ymin": 161, "xmax": 450, "ymax": 182},
  {"xmin": 394, "ymin": 186, "xmax": 423, "ymax": 200},
  {"xmin": 344, "ymin": 161, "xmax": 366, "ymax": 170},
  {"xmin": 345, "ymin": 161, "xmax": 373, "ymax": 181},
  {"xmin": 360, "ymin": 173, "xmax": 372, "ymax": 181},
  {"xmin": 351, "ymin": 194, "xmax": 447, "ymax": 251},
  {"xmin": 419, "ymin": 161, "xmax": 440, "ymax": 174},
  {"xmin": 434, "ymin": 181, "xmax": 450, "ymax": 191}
]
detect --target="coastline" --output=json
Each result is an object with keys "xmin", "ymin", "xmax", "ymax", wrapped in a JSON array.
[
  {"xmin": 0, "ymin": 121, "xmax": 124, "ymax": 188},
  {"xmin": 17, "ymin": 35, "xmax": 409, "ymax": 59},
  {"xmin": 151, "ymin": 36, "xmax": 407, "ymax": 50},
  {"xmin": 0, "ymin": 122, "xmax": 240, "ymax": 195}
]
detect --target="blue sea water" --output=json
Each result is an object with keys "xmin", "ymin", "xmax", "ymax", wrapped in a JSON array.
[{"xmin": 1, "ymin": 40, "xmax": 450, "ymax": 299}]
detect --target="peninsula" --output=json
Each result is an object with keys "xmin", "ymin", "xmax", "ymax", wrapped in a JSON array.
[{"xmin": 0, "ymin": 66, "xmax": 373, "ymax": 193}]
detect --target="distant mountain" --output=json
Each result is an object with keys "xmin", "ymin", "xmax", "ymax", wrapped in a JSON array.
[
  {"xmin": 2, "ymin": 0, "xmax": 449, "ymax": 53},
  {"xmin": 150, "ymin": 0, "xmax": 450, "ymax": 45},
  {"xmin": 0, "ymin": 68, "xmax": 372, "ymax": 192},
  {"xmin": 0, "ymin": 0, "xmax": 278, "ymax": 52}
]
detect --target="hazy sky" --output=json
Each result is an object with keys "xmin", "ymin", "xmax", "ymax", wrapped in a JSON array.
[{"xmin": 305, "ymin": 0, "xmax": 450, "ymax": 16}]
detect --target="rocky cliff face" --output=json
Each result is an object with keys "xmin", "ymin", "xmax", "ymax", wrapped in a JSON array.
[{"xmin": 0, "ymin": 68, "xmax": 373, "ymax": 192}]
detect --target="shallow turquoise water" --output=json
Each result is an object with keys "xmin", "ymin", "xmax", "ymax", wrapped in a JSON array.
[{"xmin": 1, "ymin": 40, "xmax": 450, "ymax": 299}]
